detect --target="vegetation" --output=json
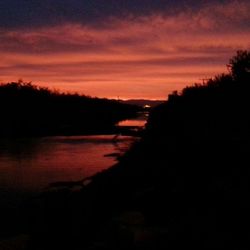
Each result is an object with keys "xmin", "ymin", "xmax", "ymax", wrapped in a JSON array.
[
  {"xmin": 114, "ymin": 50, "xmax": 250, "ymax": 249},
  {"xmin": 0, "ymin": 81, "xmax": 139, "ymax": 137},
  {"xmin": 228, "ymin": 50, "xmax": 250, "ymax": 81},
  {"xmin": 3, "ymin": 50, "xmax": 250, "ymax": 249}
]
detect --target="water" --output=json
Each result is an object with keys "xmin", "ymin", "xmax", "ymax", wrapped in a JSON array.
[
  {"xmin": 117, "ymin": 112, "xmax": 148, "ymax": 127},
  {"xmin": 0, "ymin": 113, "xmax": 147, "ymax": 193},
  {"xmin": 0, "ymin": 135, "xmax": 136, "ymax": 237},
  {"xmin": 117, "ymin": 119, "xmax": 146, "ymax": 127},
  {"xmin": 0, "ymin": 117, "xmax": 146, "ymax": 238},
  {"xmin": 0, "ymin": 135, "xmax": 135, "ymax": 192}
]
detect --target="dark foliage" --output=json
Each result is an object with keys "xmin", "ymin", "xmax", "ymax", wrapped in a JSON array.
[
  {"xmin": 228, "ymin": 50, "xmax": 250, "ymax": 82},
  {"xmin": 116, "ymin": 50, "xmax": 250, "ymax": 249},
  {"xmin": 11, "ymin": 50, "xmax": 250, "ymax": 249},
  {"xmin": 0, "ymin": 81, "xmax": 139, "ymax": 137}
]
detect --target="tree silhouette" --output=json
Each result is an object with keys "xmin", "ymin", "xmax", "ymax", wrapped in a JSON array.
[
  {"xmin": 0, "ymin": 81, "xmax": 139, "ymax": 137},
  {"xmin": 228, "ymin": 50, "xmax": 250, "ymax": 82}
]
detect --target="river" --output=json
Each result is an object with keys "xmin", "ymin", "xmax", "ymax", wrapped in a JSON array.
[
  {"xmin": 0, "ymin": 116, "xmax": 147, "ymax": 193},
  {"xmin": 0, "ymin": 135, "xmax": 137, "ymax": 192},
  {"xmin": 0, "ymin": 116, "xmax": 147, "ymax": 238}
]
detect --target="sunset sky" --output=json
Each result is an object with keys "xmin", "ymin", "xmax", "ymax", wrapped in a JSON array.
[{"xmin": 0, "ymin": 0, "xmax": 249, "ymax": 99}]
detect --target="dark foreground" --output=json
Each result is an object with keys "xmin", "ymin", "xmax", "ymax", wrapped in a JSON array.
[{"xmin": 1, "ymin": 51, "xmax": 250, "ymax": 249}]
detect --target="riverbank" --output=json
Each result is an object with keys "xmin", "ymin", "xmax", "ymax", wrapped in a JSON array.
[
  {"xmin": 0, "ymin": 108, "xmax": 148, "ymax": 245},
  {"xmin": 0, "ymin": 134, "xmax": 140, "ymax": 245},
  {"xmin": 0, "ymin": 81, "xmax": 140, "ymax": 138},
  {"xmin": 23, "ymin": 51, "xmax": 250, "ymax": 249}
]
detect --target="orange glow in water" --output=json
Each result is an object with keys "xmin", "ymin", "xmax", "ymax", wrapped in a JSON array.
[{"xmin": 0, "ymin": 136, "xmax": 135, "ymax": 191}]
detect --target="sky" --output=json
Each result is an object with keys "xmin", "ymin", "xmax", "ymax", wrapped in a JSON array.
[{"xmin": 0, "ymin": 0, "xmax": 249, "ymax": 99}]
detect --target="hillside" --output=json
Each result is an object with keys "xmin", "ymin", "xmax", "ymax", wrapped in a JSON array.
[
  {"xmin": 121, "ymin": 99, "xmax": 165, "ymax": 108},
  {"xmin": 0, "ymin": 82, "xmax": 139, "ymax": 137},
  {"xmin": 24, "ymin": 51, "xmax": 250, "ymax": 250}
]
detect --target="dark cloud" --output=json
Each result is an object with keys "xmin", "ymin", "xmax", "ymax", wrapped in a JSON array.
[{"xmin": 0, "ymin": 0, "xmax": 229, "ymax": 29}]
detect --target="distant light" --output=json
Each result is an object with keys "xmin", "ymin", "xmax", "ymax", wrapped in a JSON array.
[{"xmin": 143, "ymin": 104, "xmax": 151, "ymax": 108}]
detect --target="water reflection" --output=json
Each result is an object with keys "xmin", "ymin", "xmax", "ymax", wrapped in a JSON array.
[
  {"xmin": 0, "ymin": 135, "xmax": 135, "ymax": 192},
  {"xmin": 117, "ymin": 119, "xmax": 147, "ymax": 127},
  {"xmin": 116, "ymin": 112, "xmax": 148, "ymax": 127}
]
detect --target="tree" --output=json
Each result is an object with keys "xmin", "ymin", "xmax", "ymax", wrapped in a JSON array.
[{"xmin": 228, "ymin": 50, "xmax": 250, "ymax": 81}]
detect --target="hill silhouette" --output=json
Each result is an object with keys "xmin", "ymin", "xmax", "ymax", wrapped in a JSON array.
[
  {"xmin": 10, "ymin": 50, "xmax": 250, "ymax": 249},
  {"xmin": 0, "ymin": 81, "xmax": 139, "ymax": 137},
  {"xmin": 121, "ymin": 99, "xmax": 165, "ymax": 108}
]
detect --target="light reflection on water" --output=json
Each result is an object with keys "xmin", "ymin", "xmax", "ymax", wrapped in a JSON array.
[
  {"xmin": 117, "ymin": 119, "xmax": 146, "ymax": 127},
  {"xmin": 0, "ymin": 135, "xmax": 136, "ymax": 192},
  {"xmin": 117, "ymin": 112, "xmax": 148, "ymax": 127}
]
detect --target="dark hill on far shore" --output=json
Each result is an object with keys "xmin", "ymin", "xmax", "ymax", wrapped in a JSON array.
[
  {"xmin": 0, "ymin": 81, "xmax": 139, "ymax": 137},
  {"xmin": 120, "ymin": 99, "xmax": 165, "ymax": 108},
  {"xmin": 20, "ymin": 50, "xmax": 250, "ymax": 250}
]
